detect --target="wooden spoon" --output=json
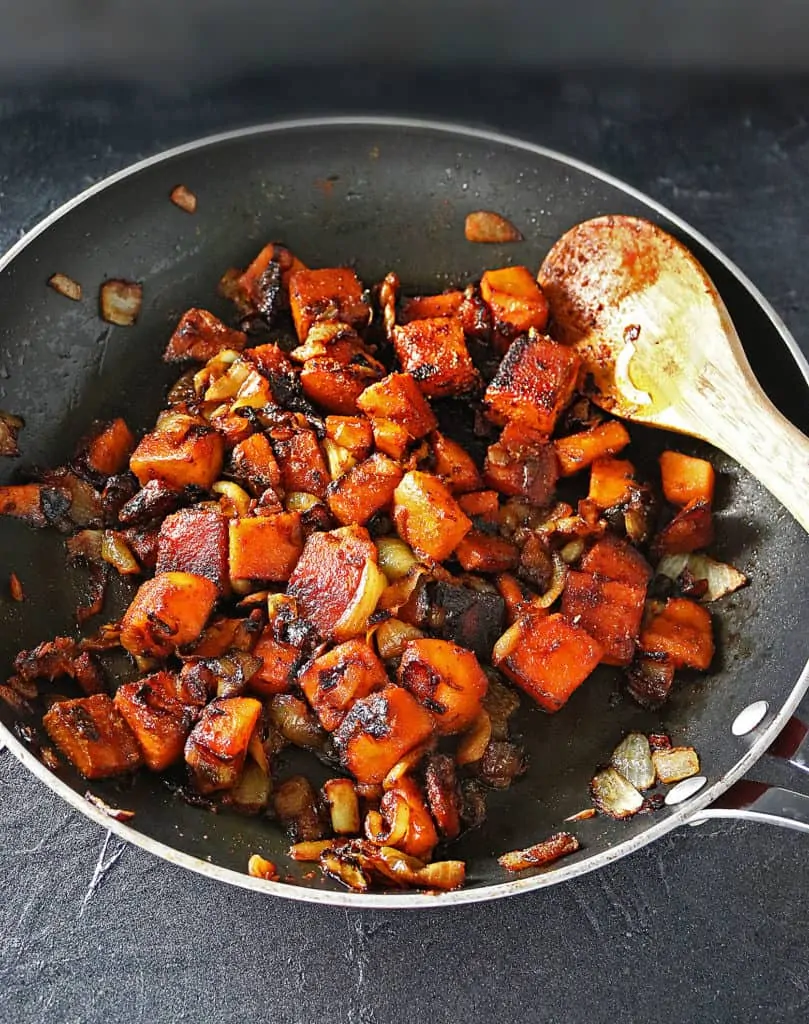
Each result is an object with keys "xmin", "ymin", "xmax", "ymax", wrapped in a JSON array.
[{"xmin": 538, "ymin": 214, "xmax": 809, "ymax": 533}]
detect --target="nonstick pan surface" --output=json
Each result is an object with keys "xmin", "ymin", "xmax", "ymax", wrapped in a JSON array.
[{"xmin": 1, "ymin": 117, "xmax": 807, "ymax": 907}]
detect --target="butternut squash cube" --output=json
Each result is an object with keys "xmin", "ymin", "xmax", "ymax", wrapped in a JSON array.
[
  {"xmin": 326, "ymin": 452, "xmax": 403, "ymax": 526},
  {"xmin": 300, "ymin": 356, "xmax": 382, "ymax": 414},
  {"xmin": 640, "ymin": 598, "xmax": 714, "ymax": 670},
  {"xmin": 230, "ymin": 433, "xmax": 281, "ymax": 496},
  {"xmin": 430, "ymin": 430, "xmax": 483, "ymax": 494},
  {"xmin": 356, "ymin": 373, "xmax": 437, "ymax": 443},
  {"xmin": 300, "ymin": 639, "xmax": 389, "ymax": 731},
  {"xmin": 393, "ymin": 471, "xmax": 472, "ymax": 562},
  {"xmin": 289, "ymin": 267, "xmax": 370, "ymax": 341},
  {"xmin": 324, "ymin": 416, "xmax": 374, "ymax": 459},
  {"xmin": 130, "ymin": 427, "xmax": 224, "ymax": 490},
  {"xmin": 561, "ymin": 570, "xmax": 646, "ymax": 667},
  {"xmin": 120, "ymin": 571, "xmax": 219, "ymax": 658},
  {"xmin": 156, "ymin": 506, "xmax": 230, "ymax": 593},
  {"xmin": 333, "ymin": 685, "xmax": 435, "ymax": 784},
  {"xmin": 589, "ymin": 457, "xmax": 636, "ymax": 510},
  {"xmin": 493, "ymin": 611, "xmax": 603, "ymax": 712},
  {"xmin": 480, "ymin": 266, "xmax": 550, "ymax": 336},
  {"xmin": 401, "ymin": 291, "xmax": 464, "ymax": 322},
  {"xmin": 84, "ymin": 418, "xmax": 135, "ymax": 476},
  {"xmin": 114, "ymin": 671, "xmax": 199, "ymax": 771},
  {"xmin": 554, "ymin": 421, "xmax": 631, "ymax": 476},
  {"xmin": 43, "ymin": 694, "xmax": 142, "ymax": 779},
  {"xmin": 484, "ymin": 332, "xmax": 579, "ymax": 433},
  {"xmin": 398, "ymin": 638, "xmax": 488, "ymax": 735},
  {"xmin": 163, "ymin": 308, "xmax": 247, "ymax": 363},
  {"xmin": 659, "ymin": 450, "xmax": 716, "ymax": 507},
  {"xmin": 228, "ymin": 512, "xmax": 303, "ymax": 582},
  {"xmin": 184, "ymin": 696, "xmax": 262, "ymax": 793},
  {"xmin": 392, "ymin": 317, "xmax": 480, "ymax": 397}
]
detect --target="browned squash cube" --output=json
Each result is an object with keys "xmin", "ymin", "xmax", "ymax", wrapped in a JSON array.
[
  {"xmin": 299, "ymin": 639, "xmax": 389, "ymax": 731},
  {"xmin": 640, "ymin": 598, "xmax": 714, "ymax": 670},
  {"xmin": 114, "ymin": 671, "xmax": 199, "ymax": 771},
  {"xmin": 156, "ymin": 506, "xmax": 230, "ymax": 593},
  {"xmin": 130, "ymin": 427, "xmax": 224, "ymax": 491},
  {"xmin": 324, "ymin": 416, "xmax": 374, "ymax": 459},
  {"xmin": 398, "ymin": 638, "xmax": 488, "ymax": 735},
  {"xmin": 493, "ymin": 611, "xmax": 603, "ymax": 712},
  {"xmin": 0, "ymin": 483, "xmax": 69, "ymax": 528},
  {"xmin": 554, "ymin": 421, "xmax": 631, "ymax": 476},
  {"xmin": 43, "ymin": 694, "xmax": 142, "ymax": 779},
  {"xmin": 228, "ymin": 512, "xmax": 303, "ymax": 582},
  {"xmin": 120, "ymin": 571, "xmax": 219, "ymax": 658},
  {"xmin": 480, "ymin": 266, "xmax": 549, "ymax": 337},
  {"xmin": 230, "ymin": 433, "xmax": 281, "ymax": 495},
  {"xmin": 272, "ymin": 423, "xmax": 329, "ymax": 498},
  {"xmin": 368, "ymin": 419, "xmax": 412, "ymax": 460},
  {"xmin": 289, "ymin": 268, "xmax": 371, "ymax": 341},
  {"xmin": 356, "ymin": 373, "xmax": 437, "ymax": 445},
  {"xmin": 250, "ymin": 628, "xmax": 300, "ymax": 696},
  {"xmin": 287, "ymin": 525, "xmax": 386, "ymax": 640},
  {"xmin": 326, "ymin": 452, "xmax": 403, "ymax": 526},
  {"xmin": 392, "ymin": 471, "xmax": 472, "ymax": 562},
  {"xmin": 484, "ymin": 332, "xmax": 580, "ymax": 434},
  {"xmin": 244, "ymin": 342, "xmax": 295, "ymax": 378},
  {"xmin": 483, "ymin": 423, "xmax": 559, "ymax": 506},
  {"xmin": 457, "ymin": 489, "xmax": 500, "ymax": 526},
  {"xmin": 238, "ymin": 242, "xmax": 307, "ymax": 300},
  {"xmin": 659, "ymin": 451, "xmax": 716, "ymax": 507},
  {"xmin": 561, "ymin": 570, "xmax": 647, "ymax": 667},
  {"xmin": 580, "ymin": 535, "xmax": 652, "ymax": 588},
  {"xmin": 184, "ymin": 696, "xmax": 262, "ymax": 793},
  {"xmin": 392, "ymin": 317, "xmax": 480, "ymax": 397},
  {"xmin": 430, "ymin": 431, "xmax": 483, "ymax": 494},
  {"xmin": 300, "ymin": 356, "xmax": 383, "ymax": 414},
  {"xmin": 589, "ymin": 457, "xmax": 636, "ymax": 510},
  {"xmin": 401, "ymin": 291, "xmax": 465, "ymax": 322},
  {"xmin": 333, "ymin": 685, "xmax": 435, "ymax": 784},
  {"xmin": 163, "ymin": 308, "xmax": 247, "ymax": 363},
  {"xmin": 84, "ymin": 418, "xmax": 136, "ymax": 476},
  {"xmin": 653, "ymin": 500, "xmax": 714, "ymax": 555},
  {"xmin": 455, "ymin": 531, "xmax": 518, "ymax": 573}
]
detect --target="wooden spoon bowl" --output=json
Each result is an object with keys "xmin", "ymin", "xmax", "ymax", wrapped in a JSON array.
[{"xmin": 539, "ymin": 215, "xmax": 809, "ymax": 533}]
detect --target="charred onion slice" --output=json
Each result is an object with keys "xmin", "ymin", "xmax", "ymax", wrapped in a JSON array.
[
  {"xmin": 170, "ymin": 184, "xmax": 198, "ymax": 213},
  {"xmin": 652, "ymin": 746, "xmax": 700, "ymax": 784},
  {"xmin": 498, "ymin": 832, "xmax": 580, "ymax": 871},
  {"xmin": 464, "ymin": 211, "xmax": 523, "ymax": 244},
  {"xmin": 100, "ymin": 279, "xmax": 143, "ymax": 326},
  {"xmin": 323, "ymin": 778, "xmax": 361, "ymax": 836},
  {"xmin": 84, "ymin": 791, "xmax": 135, "ymax": 822},
  {"xmin": 656, "ymin": 553, "xmax": 748, "ymax": 603},
  {"xmin": 590, "ymin": 767, "xmax": 644, "ymax": 819},
  {"xmin": 0, "ymin": 411, "xmax": 24, "ymax": 457},
  {"xmin": 48, "ymin": 273, "xmax": 82, "ymax": 301},
  {"xmin": 610, "ymin": 732, "xmax": 655, "ymax": 791}
]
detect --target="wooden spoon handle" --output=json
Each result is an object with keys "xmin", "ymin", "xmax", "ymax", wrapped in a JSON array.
[{"xmin": 696, "ymin": 366, "xmax": 809, "ymax": 534}]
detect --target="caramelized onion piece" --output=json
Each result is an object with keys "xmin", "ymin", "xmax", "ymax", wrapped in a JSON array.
[
  {"xmin": 100, "ymin": 279, "xmax": 143, "ymax": 326},
  {"xmin": 590, "ymin": 767, "xmax": 644, "ymax": 819},
  {"xmin": 247, "ymin": 854, "xmax": 278, "ymax": 880},
  {"xmin": 170, "ymin": 184, "xmax": 198, "ymax": 214},
  {"xmin": 464, "ymin": 211, "xmax": 523, "ymax": 244},
  {"xmin": 498, "ymin": 832, "xmax": 580, "ymax": 872},
  {"xmin": 652, "ymin": 746, "xmax": 700, "ymax": 784},
  {"xmin": 0, "ymin": 411, "xmax": 24, "ymax": 457},
  {"xmin": 48, "ymin": 273, "xmax": 82, "ymax": 301},
  {"xmin": 84, "ymin": 791, "xmax": 135, "ymax": 822},
  {"xmin": 656, "ymin": 553, "xmax": 748, "ymax": 603},
  {"xmin": 610, "ymin": 732, "xmax": 655, "ymax": 791}
]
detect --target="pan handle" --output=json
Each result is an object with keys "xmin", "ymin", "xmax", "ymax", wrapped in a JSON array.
[{"xmin": 688, "ymin": 699, "xmax": 809, "ymax": 834}]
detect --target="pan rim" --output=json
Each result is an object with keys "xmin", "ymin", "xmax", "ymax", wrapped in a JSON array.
[{"xmin": 1, "ymin": 114, "xmax": 807, "ymax": 909}]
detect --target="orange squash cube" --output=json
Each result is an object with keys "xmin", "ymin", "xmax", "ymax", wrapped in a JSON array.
[
  {"xmin": 184, "ymin": 696, "xmax": 262, "ymax": 793},
  {"xmin": 659, "ymin": 451, "xmax": 716, "ymax": 507},
  {"xmin": 480, "ymin": 266, "xmax": 549, "ymax": 337},
  {"xmin": 244, "ymin": 342, "xmax": 295, "ymax": 378},
  {"xmin": 401, "ymin": 291, "xmax": 464, "ymax": 322},
  {"xmin": 324, "ymin": 416, "xmax": 374, "ymax": 459},
  {"xmin": 377, "ymin": 776, "xmax": 439, "ymax": 860},
  {"xmin": 84, "ymin": 418, "xmax": 135, "ymax": 476},
  {"xmin": 554, "ymin": 421, "xmax": 631, "ymax": 476},
  {"xmin": 333, "ymin": 685, "xmax": 435, "ymax": 784},
  {"xmin": 43, "ymin": 694, "xmax": 142, "ymax": 779},
  {"xmin": 156, "ymin": 506, "xmax": 230, "ymax": 593},
  {"xmin": 430, "ymin": 431, "xmax": 483, "ymax": 494},
  {"xmin": 114, "ymin": 671, "xmax": 200, "ymax": 771},
  {"xmin": 457, "ymin": 489, "xmax": 500, "ymax": 525},
  {"xmin": 393, "ymin": 471, "xmax": 472, "ymax": 562},
  {"xmin": 640, "ymin": 598, "xmax": 714, "ymax": 670},
  {"xmin": 230, "ymin": 433, "xmax": 281, "ymax": 495},
  {"xmin": 300, "ymin": 639, "xmax": 389, "ymax": 731},
  {"xmin": 163, "ymin": 308, "xmax": 247, "ymax": 363},
  {"xmin": 272, "ymin": 423, "xmax": 329, "ymax": 499},
  {"xmin": 120, "ymin": 571, "xmax": 219, "ymax": 658},
  {"xmin": 589, "ymin": 457, "xmax": 636, "ymax": 510},
  {"xmin": 561, "ymin": 570, "xmax": 646, "ymax": 666},
  {"xmin": 580, "ymin": 536, "xmax": 652, "ymax": 588},
  {"xmin": 238, "ymin": 242, "xmax": 307, "ymax": 300},
  {"xmin": 228, "ymin": 512, "xmax": 303, "ymax": 582},
  {"xmin": 493, "ymin": 611, "xmax": 603, "ymax": 712},
  {"xmin": 250, "ymin": 629, "xmax": 300, "ymax": 696},
  {"xmin": 398, "ymin": 638, "xmax": 488, "ymax": 734},
  {"xmin": 130, "ymin": 427, "xmax": 224, "ymax": 491},
  {"xmin": 326, "ymin": 452, "xmax": 403, "ymax": 526},
  {"xmin": 483, "ymin": 425, "xmax": 559, "ymax": 506},
  {"xmin": 300, "ymin": 356, "xmax": 382, "ymax": 414},
  {"xmin": 287, "ymin": 525, "xmax": 385, "ymax": 640},
  {"xmin": 654, "ymin": 500, "xmax": 714, "ymax": 555},
  {"xmin": 484, "ymin": 332, "xmax": 579, "ymax": 434},
  {"xmin": 455, "ymin": 531, "xmax": 518, "ymax": 573},
  {"xmin": 289, "ymin": 268, "xmax": 370, "ymax": 341},
  {"xmin": 357, "ymin": 373, "xmax": 437, "ymax": 444},
  {"xmin": 392, "ymin": 317, "xmax": 480, "ymax": 397}
]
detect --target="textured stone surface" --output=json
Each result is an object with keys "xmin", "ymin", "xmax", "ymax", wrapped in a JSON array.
[{"xmin": 1, "ymin": 72, "xmax": 808, "ymax": 1024}]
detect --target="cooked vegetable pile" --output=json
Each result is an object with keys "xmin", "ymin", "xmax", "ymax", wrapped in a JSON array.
[{"xmin": 0, "ymin": 243, "xmax": 747, "ymax": 893}]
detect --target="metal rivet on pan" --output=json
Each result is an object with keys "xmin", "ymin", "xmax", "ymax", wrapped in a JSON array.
[
  {"xmin": 665, "ymin": 776, "xmax": 707, "ymax": 806},
  {"xmin": 731, "ymin": 700, "xmax": 769, "ymax": 737}
]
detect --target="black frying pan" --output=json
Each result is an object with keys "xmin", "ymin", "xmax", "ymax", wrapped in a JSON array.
[{"xmin": 1, "ymin": 118, "xmax": 808, "ymax": 907}]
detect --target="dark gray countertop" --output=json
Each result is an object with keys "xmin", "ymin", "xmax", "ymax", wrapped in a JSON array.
[{"xmin": 1, "ymin": 72, "xmax": 808, "ymax": 1024}]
